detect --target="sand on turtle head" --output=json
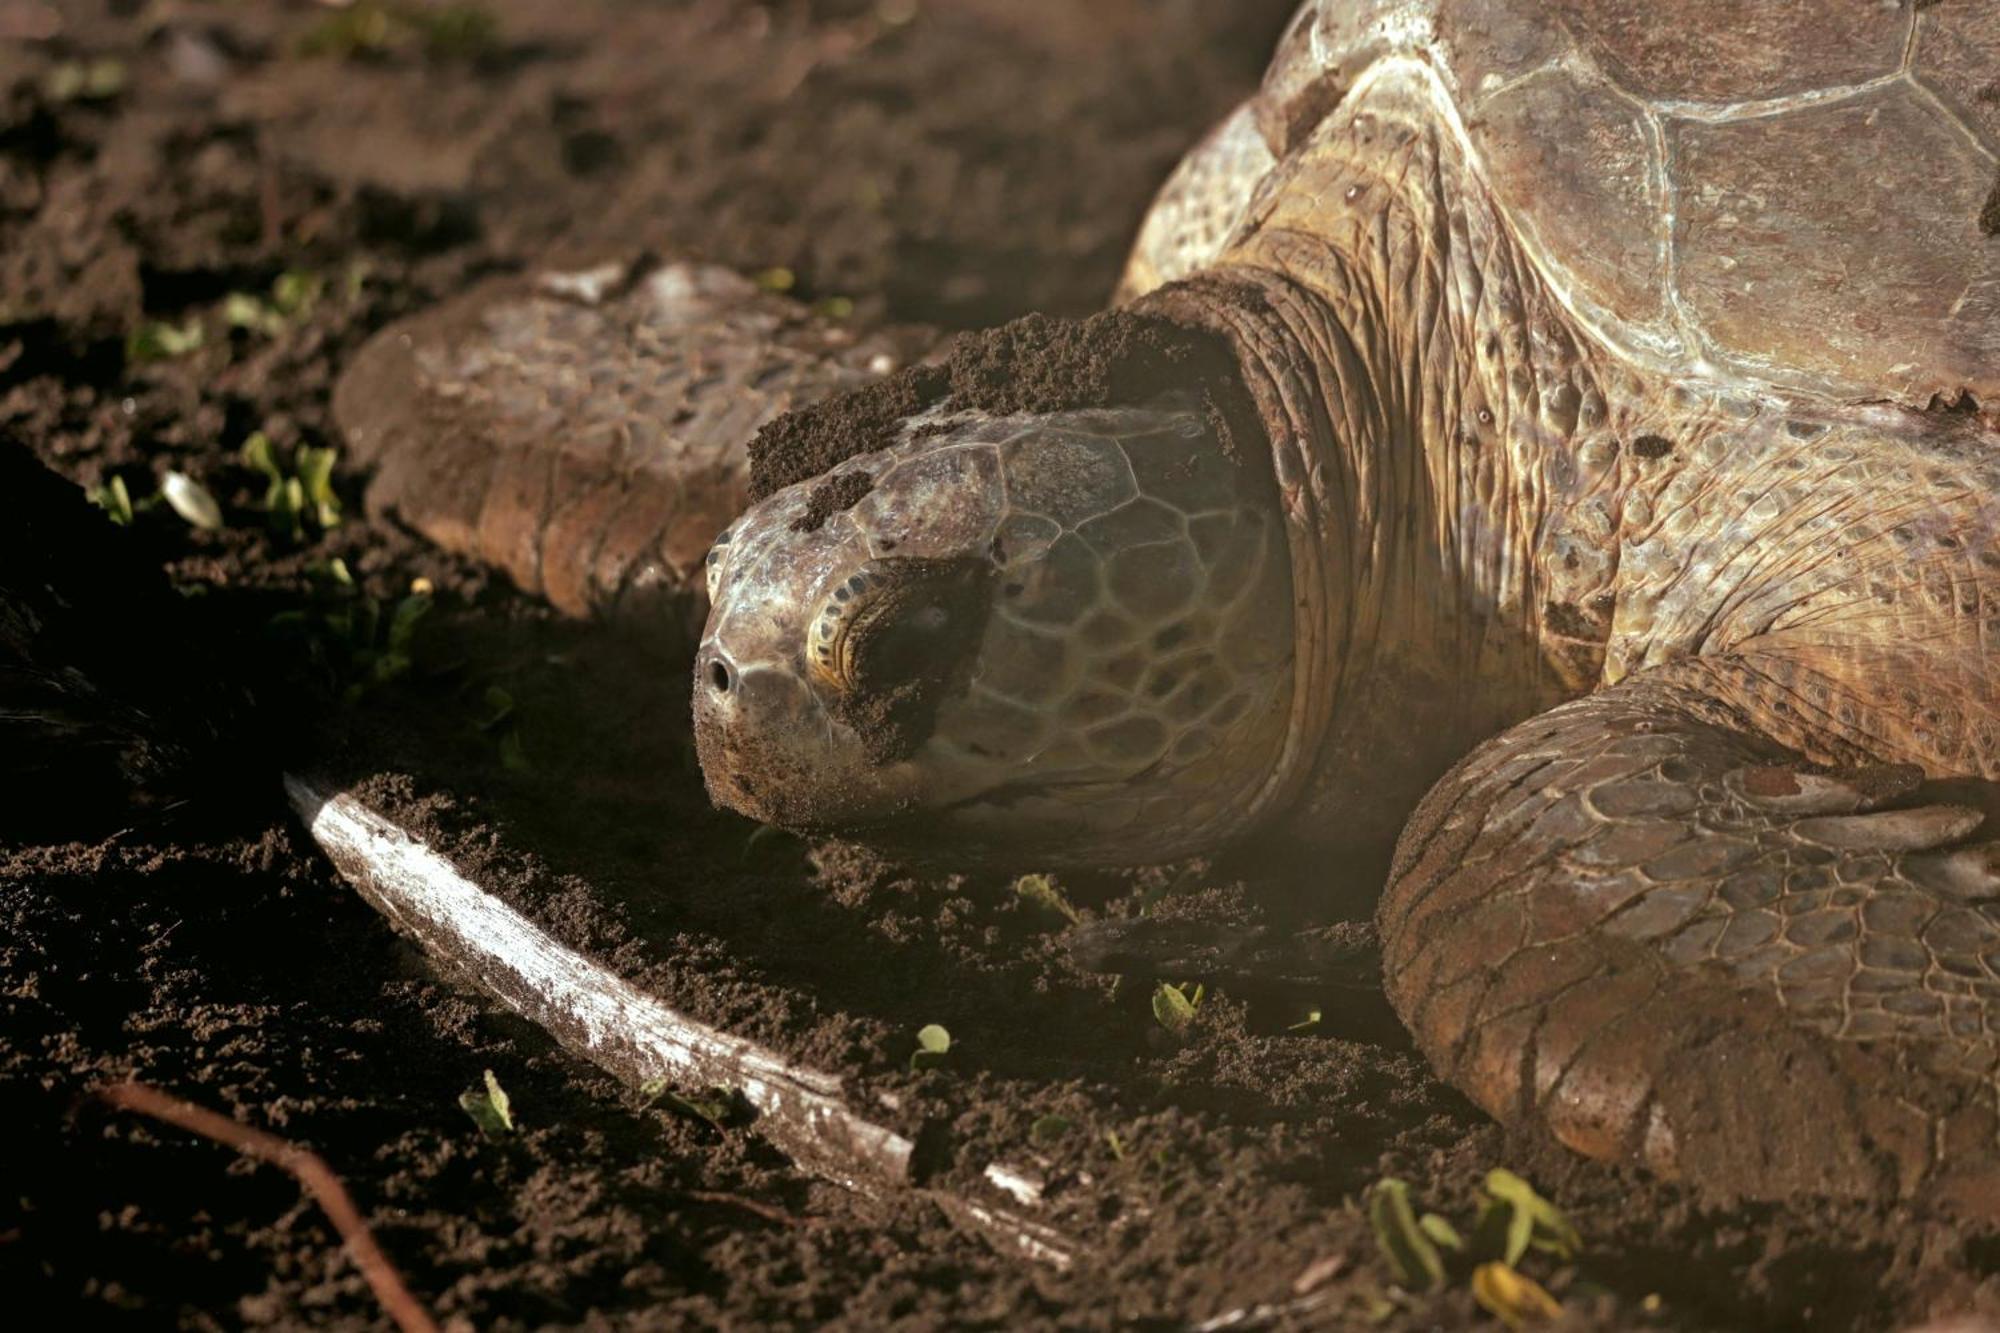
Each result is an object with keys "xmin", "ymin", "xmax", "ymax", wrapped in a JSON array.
[{"xmin": 747, "ymin": 307, "xmax": 1263, "ymax": 501}]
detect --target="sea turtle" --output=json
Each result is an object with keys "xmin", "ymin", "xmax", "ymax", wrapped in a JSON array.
[{"xmin": 330, "ymin": 0, "xmax": 2000, "ymax": 1214}]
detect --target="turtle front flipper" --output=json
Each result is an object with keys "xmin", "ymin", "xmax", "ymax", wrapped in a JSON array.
[
  {"xmin": 1381, "ymin": 659, "xmax": 2000, "ymax": 1216},
  {"xmin": 334, "ymin": 261, "xmax": 903, "ymax": 636}
]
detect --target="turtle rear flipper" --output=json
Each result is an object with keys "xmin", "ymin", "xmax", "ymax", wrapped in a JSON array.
[
  {"xmin": 334, "ymin": 261, "xmax": 894, "ymax": 635},
  {"xmin": 1382, "ymin": 658, "xmax": 2000, "ymax": 1216}
]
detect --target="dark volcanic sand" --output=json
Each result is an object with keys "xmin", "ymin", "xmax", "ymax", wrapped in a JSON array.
[{"xmin": 4, "ymin": 2, "xmax": 1999, "ymax": 1329}]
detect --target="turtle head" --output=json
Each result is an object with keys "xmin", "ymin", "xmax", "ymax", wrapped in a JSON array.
[{"xmin": 693, "ymin": 394, "xmax": 1296, "ymax": 866}]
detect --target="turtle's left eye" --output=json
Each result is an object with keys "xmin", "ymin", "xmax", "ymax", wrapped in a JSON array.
[
  {"xmin": 807, "ymin": 558, "xmax": 991, "ymax": 699},
  {"xmin": 808, "ymin": 567, "xmax": 877, "ymax": 690},
  {"xmin": 851, "ymin": 598, "xmax": 957, "ymax": 687}
]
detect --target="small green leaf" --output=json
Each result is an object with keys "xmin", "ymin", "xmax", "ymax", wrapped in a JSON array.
[
  {"xmin": 1368, "ymin": 1177, "xmax": 1444, "ymax": 1292},
  {"xmin": 386, "ymin": 593, "xmax": 431, "ymax": 653},
  {"xmin": 299, "ymin": 1, "xmax": 500, "ymax": 62},
  {"xmin": 46, "ymin": 58, "xmax": 126, "ymax": 103},
  {"xmin": 1151, "ymin": 981, "xmax": 1200, "ymax": 1035},
  {"xmin": 1028, "ymin": 1114, "xmax": 1072, "ymax": 1146},
  {"xmin": 370, "ymin": 651, "xmax": 412, "ymax": 686},
  {"xmin": 910, "ymin": 1022, "xmax": 951, "ymax": 1071},
  {"xmin": 297, "ymin": 0, "xmax": 396, "ymax": 59},
  {"xmin": 1013, "ymin": 872, "xmax": 1080, "ymax": 925},
  {"xmin": 1287, "ymin": 1006, "xmax": 1323, "ymax": 1032},
  {"xmin": 459, "ymin": 1068, "xmax": 514, "ymax": 1137},
  {"xmin": 812, "ymin": 295, "xmax": 855, "ymax": 319},
  {"xmin": 753, "ymin": 266, "xmax": 795, "ymax": 293},
  {"xmin": 498, "ymin": 728, "xmax": 531, "ymax": 774},
  {"xmin": 88, "ymin": 474, "xmax": 134, "ymax": 525},
  {"xmin": 271, "ymin": 269, "xmax": 325, "ymax": 319},
  {"xmin": 320, "ymin": 557, "xmax": 355, "ymax": 586},
  {"xmin": 639, "ymin": 1079, "xmax": 739, "ymax": 1130},
  {"xmin": 161, "ymin": 471, "xmax": 223, "ymax": 531},
  {"xmin": 477, "ymin": 685, "xmax": 516, "ymax": 730},
  {"xmin": 296, "ymin": 445, "xmax": 341, "ymax": 527},
  {"xmin": 1105, "ymin": 1130, "xmax": 1127, "ymax": 1161},
  {"xmin": 241, "ymin": 431, "xmax": 282, "ymax": 481},
  {"xmin": 1417, "ymin": 1212, "xmax": 1463, "ymax": 1252},
  {"xmin": 223, "ymin": 290, "xmax": 278, "ymax": 335},
  {"xmin": 265, "ymin": 473, "xmax": 305, "ymax": 539},
  {"xmin": 1505, "ymin": 1194, "xmax": 1535, "ymax": 1268},
  {"xmin": 126, "ymin": 317, "xmax": 204, "ymax": 363},
  {"xmin": 1482, "ymin": 1168, "xmax": 1580, "ymax": 1265}
]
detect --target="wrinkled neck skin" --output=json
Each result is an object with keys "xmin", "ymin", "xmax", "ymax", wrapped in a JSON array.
[{"xmin": 1139, "ymin": 70, "xmax": 1604, "ymax": 884}]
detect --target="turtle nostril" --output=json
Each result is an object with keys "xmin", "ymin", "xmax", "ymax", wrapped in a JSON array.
[{"xmin": 708, "ymin": 660, "xmax": 733, "ymax": 693}]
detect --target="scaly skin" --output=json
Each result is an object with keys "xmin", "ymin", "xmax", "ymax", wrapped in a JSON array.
[
  {"xmin": 1155, "ymin": 58, "xmax": 2000, "ymax": 1206},
  {"xmin": 695, "ymin": 395, "xmax": 1297, "ymax": 866},
  {"xmin": 1140, "ymin": 57, "xmax": 1628, "ymax": 877},
  {"xmin": 334, "ymin": 262, "xmax": 893, "ymax": 634}
]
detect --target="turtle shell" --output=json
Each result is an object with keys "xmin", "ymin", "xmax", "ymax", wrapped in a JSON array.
[{"xmin": 1247, "ymin": 0, "xmax": 2000, "ymax": 409}]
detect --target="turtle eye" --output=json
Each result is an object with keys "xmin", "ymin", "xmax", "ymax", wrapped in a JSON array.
[
  {"xmin": 851, "ymin": 598, "xmax": 957, "ymax": 686},
  {"xmin": 807, "ymin": 558, "xmax": 992, "ymax": 699},
  {"xmin": 808, "ymin": 567, "xmax": 878, "ymax": 690}
]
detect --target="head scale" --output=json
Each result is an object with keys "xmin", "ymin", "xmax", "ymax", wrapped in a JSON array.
[{"xmin": 694, "ymin": 393, "xmax": 1294, "ymax": 866}]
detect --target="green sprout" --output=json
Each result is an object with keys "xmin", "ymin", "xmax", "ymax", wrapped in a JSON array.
[
  {"xmin": 459, "ymin": 1068, "xmax": 514, "ymax": 1137},
  {"xmin": 910, "ymin": 1023, "xmax": 951, "ymax": 1071},
  {"xmin": 1474, "ymin": 1168, "xmax": 1581, "ymax": 1268},
  {"xmin": 1366, "ymin": 1169, "xmax": 1581, "ymax": 1321},
  {"xmin": 225, "ymin": 270, "xmax": 324, "ymax": 338},
  {"xmin": 496, "ymin": 728, "xmax": 531, "ymax": 774},
  {"xmin": 126, "ymin": 317, "xmax": 205, "ymax": 363},
  {"xmin": 639, "ymin": 1079, "xmax": 740, "ymax": 1131},
  {"xmin": 88, "ymin": 475, "xmax": 135, "ymax": 525},
  {"xmin": 298, "ymin": 2, "xmax": 500, "ymax": 63},
  {"xmin": 1013, "ymin": 872, "xmax": 1081, "ymax": 925},
  {"xmin": 242, "ymin": 432, "xmax": 341, "ymax": 538},
  {"xmin": 45, "ymin": 58, "xmax": 126, "ymax": 103},
  {"xmin": 310, "ymin": 556, "xmax": 356, "ymax": 587},
  {"xmin": 473, "ymin": 685, "xmax": 532, "ymax": 773},
  {"xmin": 1150, "ymin": 981, "xmax": 1203, "ymax": 1036},
  {"xmin": 1368, "ymin": 1177, "xmax": 1447, "ymax": 1292},
  {"xmin": 268, "ymin": 580, "xmax": 432, "ymax": 703}
]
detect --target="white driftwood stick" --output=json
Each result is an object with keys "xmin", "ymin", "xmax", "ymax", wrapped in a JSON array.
[
  {"xmin": 1191, "ymin": 1288, "xmax": 1343, "ymax": 1331},
  {"xmin": 285, "ymin": 774, "xmax": 913, "ymax": 1191},
  {"xmin": 285, "ymin": 774, "xmax": 1075, "ymax": 1269}
]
